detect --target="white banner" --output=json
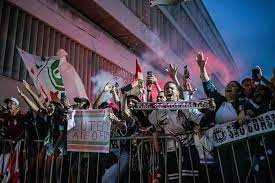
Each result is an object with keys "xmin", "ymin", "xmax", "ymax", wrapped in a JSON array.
[
  {"xmin": 67, "ymin": 109, "xmax": 111, "ymax": 153},
  {"xmin": 205, "ymin": 110, "xmax": 275, "ymax": 147}
]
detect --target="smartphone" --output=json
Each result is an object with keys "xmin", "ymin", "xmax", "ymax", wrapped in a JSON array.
[
  {"xmin": 61, "ymin": 92, "xmax": 66, "ymax": 101},
  {"xmin": 252, "ymin": 68, "xmax": 259, "ymax": 81},
  {"xmin": 147, "ymin": 71, "xmax": 153, "ymax": 85},
  {"xmin": 121, "ymin": 84, "xmax": 133, "ymax": 94},
  {"xmin": 147, "ymin": 71, "xmax": 153, "ymax": 77},
  {"xmin": 184, "ymin": 65, "xmax": 190, "ymax": 79}
]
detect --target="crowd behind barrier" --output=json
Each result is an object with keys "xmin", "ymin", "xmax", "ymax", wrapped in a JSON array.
[
  {"xmin": 0, "ymin": 132, "xmax": 274, "ymax": 183},
  {"xmin": 0, "ymin": 51, "xmax": 275, "ymax": 183}
]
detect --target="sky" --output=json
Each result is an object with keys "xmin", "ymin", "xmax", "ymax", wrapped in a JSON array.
[{"xmin": 203, "ymin": 0, "xmax": 275, "ymax": 80}]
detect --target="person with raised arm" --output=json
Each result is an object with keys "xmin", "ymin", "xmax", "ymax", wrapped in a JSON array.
[
  {"xmin": 148, "ymin": 80, "xmax": 216, "ymax": 183},
  {"xmin": 196, "ymin": 52, "xmax": 260, "ymax": 183}
]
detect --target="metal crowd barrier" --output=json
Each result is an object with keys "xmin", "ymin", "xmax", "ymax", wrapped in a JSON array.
[{"xmin": 0, "ymin": 133, "xmax": 274, "ymax": 183}]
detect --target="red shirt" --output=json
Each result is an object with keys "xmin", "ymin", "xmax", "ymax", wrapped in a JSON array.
[{"xmin": 0, "ymin": 110, "xmax": 25, "ymax": 140}]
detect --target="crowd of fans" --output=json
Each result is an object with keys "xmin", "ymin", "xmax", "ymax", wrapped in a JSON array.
[{"xmin": 0, "ymin": 52, "xmax": 275, "ymax": 183}]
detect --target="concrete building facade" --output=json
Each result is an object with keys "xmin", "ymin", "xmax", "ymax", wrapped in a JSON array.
[{"xmin": 0, "ymin": 0, "xmax": 237, "ymax": 107}]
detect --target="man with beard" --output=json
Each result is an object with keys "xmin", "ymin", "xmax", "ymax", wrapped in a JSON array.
[{"xmin": 148, "ymin": 81, "xmax": 216, "ymax": 183}]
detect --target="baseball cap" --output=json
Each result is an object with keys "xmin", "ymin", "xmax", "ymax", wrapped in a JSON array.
[
  {"xmin": 74, "ymin": 97, "xmax": 83, "ymax": 103},
  {"xmin": 108, "ymin": 102, "xmax": 120, "ymax": 112},
  {"xmin": 74, "ymin": 97, "xmax": 90, "ymax": 109},
  {"xmin": 4, "ymin": 97, "xmax": 20, "ymax": 105}
]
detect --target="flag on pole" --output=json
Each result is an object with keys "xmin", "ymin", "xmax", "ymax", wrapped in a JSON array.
[
  {"xmin": 132, "ymin": 59, "xmax": 144, "ymax": 88},
  {"xmin": 17, "ymin": 48, "xmax": 88, "ymax": 104},
  {"xmin": 17, "ymin": 48, "xmax": 65, "ymax": 102},
  {"xmin": 129, "ymin": 60, "xmax": 144, "ymax": 96}
]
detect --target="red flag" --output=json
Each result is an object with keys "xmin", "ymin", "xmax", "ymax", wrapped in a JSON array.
[
  {"xmin": 132, "ymin": 60, "xmax": 144, "ymax": 87},
  {"xmin": 2, "ymin": 141, "xmax": 21, "ymax": 183}
]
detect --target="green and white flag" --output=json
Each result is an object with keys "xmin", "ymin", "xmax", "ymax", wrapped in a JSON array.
[
  {"xmin": 18, "ymin": 48, "xmax": 65, "ymax": 102},
  {"xmin": 17, "ymin": 48, "xmax": 88, "ymax": 103}
]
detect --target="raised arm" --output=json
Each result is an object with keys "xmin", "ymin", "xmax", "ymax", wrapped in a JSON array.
[
  {"xmin": 256, "ymin": 66, "xmax": 275, "ymax": 94},
  {"xmin": 93, "ymin": 83, "xmax": 113, "ymax": 109},
  {"xmin": 22, "ymin": 80, "xmax": 45, "ymax": 110},
  {"xmin": 17, "ymin": 86, "xmax": 40, "ymax": 112},
  {"xmin": 121, "ymin": 93, "xmax": 135, "ymax": 127},
  {"xmin": 147, "ymin": 74, "xmax": 162, "ymax": 93},
  {"xmin": 168, "ymin": 64, "xmax": 180, "ymax": 87},
  {"xmin": 111, "ymin": 84, "xmax": 120, "ymax": 103},
  {"xmin": 182, "ymin": 65, "xmax": 197, "ymax": 100},
  {"xmin": 195, "ymin": 52, "xmax": 225, "ymax": 104},
  {"xmin": 168, "ymin": 64, "xmax": 187, "ymax": 99},
  {"xmin": 196, "ymin": 52, "xmax": 210, "ymax": 82}
]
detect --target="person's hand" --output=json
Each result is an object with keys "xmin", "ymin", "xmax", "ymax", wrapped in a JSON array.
[
  {"xmin": 167, "ymin": 64, "xmax": 178, "ymax": 80},
  {"xmin": 104, "ymin": 83, "xmax": 113, "ymax": 92},
  {"xmin": 186, "ymin": 82, "xmax": 197, "ymax": 96},
  {"xmin": 109, "ymin": 112, "xmax": 117, "ymax": 121},
  {"xmin": 157, "ymin": 111, "xmax": 168, "ymax": 125},
  {"xmin": 196, "ymin": 52, "xmax": 208, "ymax": 70},
  {"xmin": 237, "ymin": 111, "xmax": 246, "ymax": 126},
  {"xmin": 124, "ymin": 108, "xmax": 132, "ymax": 117},
  {"xmin": 246, "ymin": 110, "xmax": 255, "ymax": 117},
  {"xmin": 255, "ymin": 66, "xmax": 263, "ymax": 79},
  {"xmin": 110, "ymin": 85, "xmax": 116, "ymax": 94},
  {"xmin": 153, "ymin": 132, "xmax": 161, "ymax": 152},
  {"xmin": 208, "ymin": 98, "xmax": 216, "ymax": 111},
  {"xmin": 131, "ymin": 134, "xmax": 137, "ymax": 145},
  {"xmin": 193, "ymin": 125, "xmax": 202, "ymax": 138},
  {"xmin": 23, "ymin": 80, "xmax": 31, "ymax": 90},
  {"xmin": 147, "ymin": 75, "xmax": 158, "ymax": 85}
]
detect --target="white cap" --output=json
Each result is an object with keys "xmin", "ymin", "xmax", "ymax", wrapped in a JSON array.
[{"xmin": 4, "ymin": 97, "xmax": 20, "ymax": 105}]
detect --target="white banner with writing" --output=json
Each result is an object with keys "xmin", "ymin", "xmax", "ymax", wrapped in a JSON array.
[
  {"xmin": 205, "ymin": 110, "xmax": 275, "ymax": 147},
  {"xmin": 67, "ymin": 109, "xmax": 111, "ymax": 153}
]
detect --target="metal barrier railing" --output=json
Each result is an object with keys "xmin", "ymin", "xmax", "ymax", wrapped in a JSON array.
[{"xmin": 0, "ymin": 133, "xmax": 274, "ymax": 183}]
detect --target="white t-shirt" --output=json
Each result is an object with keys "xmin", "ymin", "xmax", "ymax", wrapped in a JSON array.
[
  {"xmin": 215, "ymin": 102, "xmax": 238, "ymax": 124},
  {"xmin": 149, "ymin": 108, "xmax": 204, "ymax": 151}
]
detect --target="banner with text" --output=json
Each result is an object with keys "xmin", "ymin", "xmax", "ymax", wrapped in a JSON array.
[
  {"xmin": 206, "ymin": 110, "xmax": 275, "ymax": 147},
  {"xmin": 134, "ymin": 99, "xmax": 211, "ymax": 110},
  {"xmin": 67, "ymin": 109, "xmax": 111, "ymax": 153}
]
